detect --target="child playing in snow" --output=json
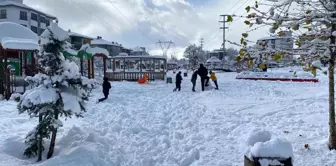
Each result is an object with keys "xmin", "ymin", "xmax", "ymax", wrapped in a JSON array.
[
  {"xmin": 98, "ymin": 77, "xmax": 111, "ymax": 103},
  {"xmin": 173, "ymin": 71, "xmax": 183, "ymax": 91},
  {"xmin": 209, "ymin": 71, "xmax": 218, "ymax": 90},
  {"xmin": 191, "ymin": 70, "xmax": 198, "ymax": 92}
]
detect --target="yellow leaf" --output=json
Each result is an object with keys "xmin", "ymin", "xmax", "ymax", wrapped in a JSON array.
[
  {"xmin": 306, "ymin": 18, "xmax": 311, "ymax": 24},
  {"xmin": 227, "ymin": 15, "xmax": 233, "ymax": 22},
  {"xmin": 245, "ymin": 6, "xmax": 251, "ymax": 13},
  {"xmin": 239, "ymin": 49, "xmax": 245, "ymax": 55},
  {"xmin": 244, "ymin": 20, "xmax": 251, "ymax": 25},
  {"xmin": 234, "ymin": 56, "xmax": 241, "ymax": 62}
]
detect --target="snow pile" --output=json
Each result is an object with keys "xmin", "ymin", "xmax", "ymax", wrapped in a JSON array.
[
  {"xmin": 249, "ymin": 138, "xmax": 293, "ymax": 159},
  {"xmin": 40, "ymin": 22, "xmax": 68, "ymax": 45},
  {"xmin": 246, "ymin": 129, "xmax": 272, "ymax": 146},
  {"xmin": 237, "ymin": 71, "xmax": 315, "ymax": 79},
  {"xmin": 245, "ymin": 130, "xmax": 293, "ymax": 165},
  {"xmin": 2, "ymin": 37, "xmax": 38, "ymax": 50}
]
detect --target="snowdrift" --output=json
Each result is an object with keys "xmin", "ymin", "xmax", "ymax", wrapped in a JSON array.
[{"xmin": 236, "ymin": 71, "xmax": 318, "ymax": 83}]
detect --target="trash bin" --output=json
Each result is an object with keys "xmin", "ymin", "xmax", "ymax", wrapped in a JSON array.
[{"xmin": 166, "ymin": 77, "xmax": 172, "ymax": 84}]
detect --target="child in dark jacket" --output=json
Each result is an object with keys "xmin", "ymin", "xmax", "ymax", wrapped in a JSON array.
[
  {"xmin": 191, "ymin": 71, "xmax": 197, "ymax": 92},
  {"xmin": 173, "ymin": 71, "xmax": 183, "ymax": 91},
  {"xmin": 98, "ymin": 77, "xmax": 111, "ymax": 102}
]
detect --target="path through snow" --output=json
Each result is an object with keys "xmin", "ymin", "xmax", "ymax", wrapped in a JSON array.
[{"xmin": 0, "ymin": 71, "xmax": 335, "ymax": 165}]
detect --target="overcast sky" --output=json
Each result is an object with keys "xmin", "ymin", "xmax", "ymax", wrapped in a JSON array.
[{"xmin": 25, "ymin": 0, "xmax": 270, "ymax": 59}]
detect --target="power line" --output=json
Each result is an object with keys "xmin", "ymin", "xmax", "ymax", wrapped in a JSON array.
[
  {"xmin": 105, "ymin": 0, "xmax": 156, "ymax": 43},
  {"xmin": 148, "ymin": 0, "xmax": 165, "ymax": 34},
  {"xmin": 227, "ymin": 0, "xmax": 245, "ymax": 14},
  {"xmin": 68, "ymin": 0, "xmax": 118, "ymax": 33}
]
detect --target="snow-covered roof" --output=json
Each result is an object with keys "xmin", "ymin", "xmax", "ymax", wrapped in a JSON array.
[
  {"xmin": 91, "ymin": 38, "xmax": 120, "ymax": 46},
  {"xmin": 0, "ymin": 22, "xmax": 38, "ymax": 50},
  {"xmin": 2, "ymin": 37, "xmax": 38, "ymax": 50},
  {"xmin": 68, "ymin": 31, "xmax": 93, "ymax": 39},
  {"xmin": 0, "ymin": 1, "xmax": 56, "ymax": 19},
  {"xmin": 80, "ymin": 44, "xmax": 110, "ymax": 57},
  {"xmin": 132, "ymin": 46, "xmax": 144, "ymax": 52},
  {"xmin": 206, "ymin": 56, "xmax": 221, "ymax": 63}
]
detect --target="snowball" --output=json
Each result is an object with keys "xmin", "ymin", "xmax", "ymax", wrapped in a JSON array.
[
  {"xmin": 246, "ymin": 130, "xmax": 272, "ymax": 146},
  {"xmin": 250, "ymin": 138, "xmax": 293, "ymax": 159}
]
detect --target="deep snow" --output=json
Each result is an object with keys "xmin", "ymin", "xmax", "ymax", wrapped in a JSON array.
[{"xmin": 0, "ymin": 68, "xmax": 335, "ymax": 166}]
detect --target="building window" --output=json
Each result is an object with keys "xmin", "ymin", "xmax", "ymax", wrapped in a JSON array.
[
  {"xmin": 40, "ymin": 16, "xmax": 45, "ymax": 23},
  {"xmin": 20, "ymin": 11, "xmax": 27, "ymax": 20},
  {"xmin": 21, "ymin": 24, "xmax": 27, "ymax": 27},
  {"xmin": 0, "ymin": 9, "xmax": 6, "ymax": 19},
  {"xmin": 31, "ymin": 26, "xmax": 37, "ymax": 33},
  {"xmin": 46, "ymin": 19, "xmax": 50, "ymax": 26},
  {"xmin": 31, "ymin": 13, "xmax": 37, "ymax": 21}
]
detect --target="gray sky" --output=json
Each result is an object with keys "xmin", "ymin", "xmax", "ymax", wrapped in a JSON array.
[{"xmin": 25, "ymin": 0, "xmax": 270, "ymax": 58}]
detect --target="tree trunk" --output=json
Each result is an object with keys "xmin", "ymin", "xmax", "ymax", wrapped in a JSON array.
[
  {"xmin": 37, "ymin": 113, "xmax": 43, "ymax": 162},
  {"xmin": 47, "ymin": 111, "xmax": 59, "ymax": 159},
  {"xmin": 329, "ymin": 18, "xmax": 336, "ymax": 150}
]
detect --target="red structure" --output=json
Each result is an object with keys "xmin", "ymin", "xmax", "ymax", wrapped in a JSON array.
[{"xmin": 236, "ymin": 77, "xmax": 318, "ymax": 83}]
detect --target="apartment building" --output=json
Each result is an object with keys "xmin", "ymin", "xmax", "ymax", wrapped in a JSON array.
[{"xmin": 0, "ymin": 0, "xmax": 57, "ymax": 35}]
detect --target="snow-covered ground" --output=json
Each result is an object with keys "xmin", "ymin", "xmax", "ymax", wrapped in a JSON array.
[{"xmin": 0, "ymin": 67, "xmax": 335, "ymax": 165}]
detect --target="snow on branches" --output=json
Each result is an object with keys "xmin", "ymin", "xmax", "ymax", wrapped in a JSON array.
[{"xmin": 18, "ymin": 22, "xmax": 93, "ymax": 160}]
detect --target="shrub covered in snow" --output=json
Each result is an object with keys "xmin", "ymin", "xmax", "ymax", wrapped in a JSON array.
[{"xmin": 17, "ymin": 22, "xmax": 93, "ymax": 161}]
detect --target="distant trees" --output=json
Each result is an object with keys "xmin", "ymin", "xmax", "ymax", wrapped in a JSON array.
[{"xmin": 184, "ymin": 44, "xmax": 207, "ymax": 69}]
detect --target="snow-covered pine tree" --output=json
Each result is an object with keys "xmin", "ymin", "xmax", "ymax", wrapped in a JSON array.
[
  {"xmin": 233, "ymin": 0, "xmax": 336, "ymax": 149},
  {"xmin": 18, "ymin": 22, "xmax": 93, "ymax": 161}
]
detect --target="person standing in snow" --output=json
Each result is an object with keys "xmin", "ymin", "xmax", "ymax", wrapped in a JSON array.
[
  {"xmin": 191, "ymin": 70, "xmax": 198, "ymax": 92},
  {"xmin": 209, "ymin": 71, "xmax": 219, "ymax": 90},
  {"xmin": 197, "ymin": 64, "xmax": 210, "ymax": 91},
  {"xmin": 173, "ymin": 71, "xmax": 183, "ymax": 91},
  {"xmin": 98, "ymin": 77, "xmax": 111, "ymax": 102}
]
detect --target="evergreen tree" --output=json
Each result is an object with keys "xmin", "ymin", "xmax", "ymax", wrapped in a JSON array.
[{"xmin": 17, "ymin": 22, "xmax": 93, "ymax": 161}]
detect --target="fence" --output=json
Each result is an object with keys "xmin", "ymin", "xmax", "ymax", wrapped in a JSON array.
[{"xmin": 105, "ymin": 72, "xmax": 166, "ymax": 81}]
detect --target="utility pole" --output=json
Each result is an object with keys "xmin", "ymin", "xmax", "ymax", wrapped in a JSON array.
[
  {"xmin": 219, "ymin": 15, "xmax": 229, "ymax": 69},
  {"xmin": 200, "ymin": 37, "xmax": 204, "ymax": 50},
  {"xmin": 157, "ymin": 40, "xmax": 174, "ymax": 58}
]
